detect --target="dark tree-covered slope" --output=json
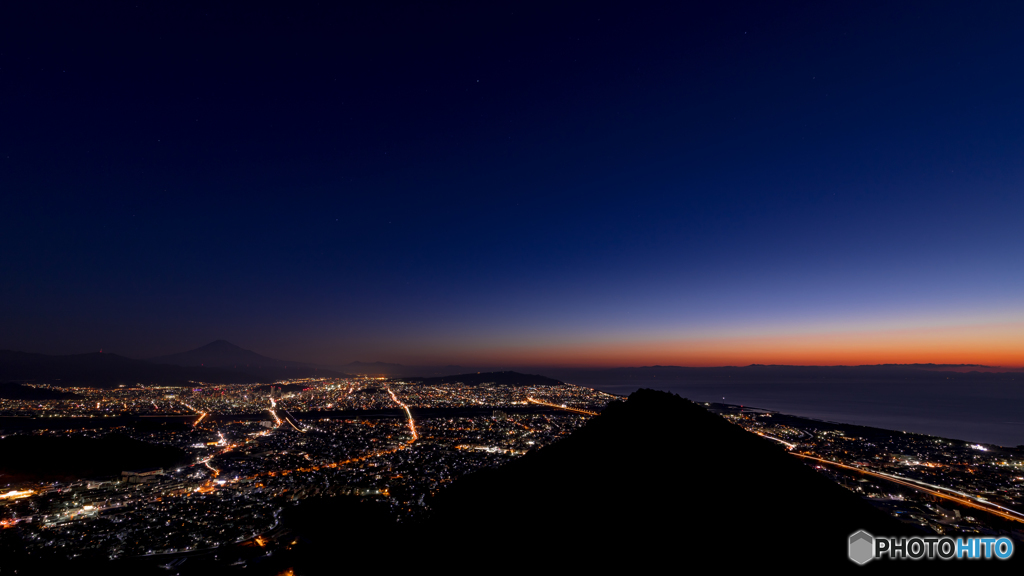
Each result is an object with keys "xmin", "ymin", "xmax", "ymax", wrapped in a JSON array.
[
  {"xmin": 285, "ymin": 389, "xmax": 936, "ymax": 572},
  {"xmin": 427, "ymin": 389, "xmax": 924, "ymax": 569},
  {"xmin": 0, "ymin": 434, "xmax": 189, "ymax": 482},
  {"xmin": 0, "ymin": 382, "xmax": 82, "ymax": 399}
]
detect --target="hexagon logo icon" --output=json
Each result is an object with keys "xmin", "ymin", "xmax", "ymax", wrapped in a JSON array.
[{"xmin": 849, "ymin": 530, "xmax": 874, "ymax": 565}]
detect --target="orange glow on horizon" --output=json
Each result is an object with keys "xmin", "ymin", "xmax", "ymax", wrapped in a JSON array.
[{"xmin": 422, "ymin": 320, "xmax": 1024, "ymax": 368}]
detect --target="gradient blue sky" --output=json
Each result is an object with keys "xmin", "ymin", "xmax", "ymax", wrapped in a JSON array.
[{"xmin": 2, "ymin": 1, "xmax": 1023, "ymax": 366}]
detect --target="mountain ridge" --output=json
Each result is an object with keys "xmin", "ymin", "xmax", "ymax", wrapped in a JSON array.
[
  {"xmin": 149, "ymin": 339, "xmax": 308, "ymax": 369},
  {"xmin": 146, "ymin": 340, "xmax": 350, "ymax": 380},
  {"xmin": 0, "ymin": 347, "xmax": 346, "ymax": 387}
]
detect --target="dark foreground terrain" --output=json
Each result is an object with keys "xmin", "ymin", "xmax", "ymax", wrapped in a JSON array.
[
  {"xmin": 0, "ymin": 434, "xmax": 190, "ymax": 483},
  {"xmin": 281, "ymin": 390, "xmax": 931, "ymax": 572},
  {"xmin": 9, "ymin": 390, "xmax": 1016, "ymax": 574}
]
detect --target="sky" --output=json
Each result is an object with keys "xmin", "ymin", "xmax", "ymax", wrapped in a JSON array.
[{"xmin": 2, "ymin": 1, "xmax": 1024, "ymax": 367}]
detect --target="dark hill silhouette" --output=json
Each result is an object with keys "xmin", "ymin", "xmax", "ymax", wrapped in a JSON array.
[
  {"xmin": 0, "ymin": 434, "xmax": 189, "ymax": 482},
  {"xmin": 0, "ymin": 382, "xmax": 82, "ymax": 400},
  {"xmin": 282, "ymin": 389, "xmax": 937, "ymax": 572},
  {"xmin": 426, "ymin": 389, "xmax": 918, "ymax": 568},
  {"xmin": 412, "ymin": 370, "xmax": 562, "ymax": 387},
  {"xmin": 253, "ymin": 383, "xmax": 308, "ymax": 394}
]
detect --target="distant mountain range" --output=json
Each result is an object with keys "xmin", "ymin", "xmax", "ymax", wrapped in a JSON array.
[
  {"xmin": 341, "ymin": 361, "xmax": 1024, "ymax": 382},
  {"xmin": 3, "ymin": 341, "xmax": 1022, "ymax": 390},
  {"xmin": 0, "ymin": 341, "xmax": 348, "ymax": 387},
  {"xmin": 539, "ymin": 363, "xmax": 1024, "ymax": 387},
  {"xmin": 144, "ymin": 340, "xmax": 348, "ymax": 380},
  {"xmin": 149, "ymin": 339, "xmax": 313, "ymax": 370}
]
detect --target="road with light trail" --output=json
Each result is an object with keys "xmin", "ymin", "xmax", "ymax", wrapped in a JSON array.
[
  {"xmin": 386, "ymin": 386, "xmax": 418, "ymax": 443},
  {"xmin": 756, "ymin": 433, "xmax": 1024, "ymax": 525},
  {"xmin": 526, "ymin": 397, "xmax": 599, "ymax": 416}
]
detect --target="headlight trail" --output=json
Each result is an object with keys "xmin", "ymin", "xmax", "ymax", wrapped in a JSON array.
[
  {"xmin": 757, "ymin": 433, "xmax": 1024, "ymax": 524},
  {"xmin": 526, "ymin": 396, "xmax": 599, "ymax": 416},
  {"xmin": 386, "ymin": 386, "xmax": 418, "ymax": 443}
]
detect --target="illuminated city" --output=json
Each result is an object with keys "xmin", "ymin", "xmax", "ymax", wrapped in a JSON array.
[
  {"xmin": 4, "ymin": 375, "xmax": 1023, "ymax": 567},
  {"xmin": 0, "ymin": 376, "xmax": 615, "ymax": 563},
  {"xmin": 720, "ymin": 405, "xmax": 1024, "ymax": 539},
  {"xmin": 4, "ymin": 0, "xmax": 1024, "ymax": 570}
]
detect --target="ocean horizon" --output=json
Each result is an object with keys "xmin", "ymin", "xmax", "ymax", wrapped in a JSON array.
[{"xmin": 580, "ymin": 379, "xmax": 1024, "ymax": 448}]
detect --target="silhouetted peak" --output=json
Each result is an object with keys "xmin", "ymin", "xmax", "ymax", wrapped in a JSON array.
[
  {"xmin": 194, "ymin": 340, "xmax": 245, "ymax": 351},
  {"xmin": 426, "ymin": 388, "xmax": 912, "ymax": 568},
  {"xmin": 150, "ymin": 341, "xmax": 289, "ymax": 368}
]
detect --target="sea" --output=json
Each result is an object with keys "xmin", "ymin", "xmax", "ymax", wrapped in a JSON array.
[{"xmin": 577, "ymin": 379, "xmax": 1024, "ymax": 448}]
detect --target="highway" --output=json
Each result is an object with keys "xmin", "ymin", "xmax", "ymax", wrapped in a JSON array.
[
  {"xmin": 178, "ymin": 401, "xmax": 207, "ymax": 427},
  {"xmin": 525, "ymin": 397, "xmax": 599, "ymax": 416},
  {"xmin": 280, "ymin": 408, "xmax": 306, "ymax": 433},
  {"xmin": 386, "ymin": 386, "xmax": 419, "ymax": 443},
  {"xmin": 229, "ymin": 387, "xmax": 423, "ymax": 483},
  {"xmin": 756, "ymin": 433, "xmax": 1024, "ymax": 525}
]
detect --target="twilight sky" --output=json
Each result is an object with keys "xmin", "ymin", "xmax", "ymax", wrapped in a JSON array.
[{"xmin": 2, "ymin": 1, "xmax": 1024, "ymax": 367}]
